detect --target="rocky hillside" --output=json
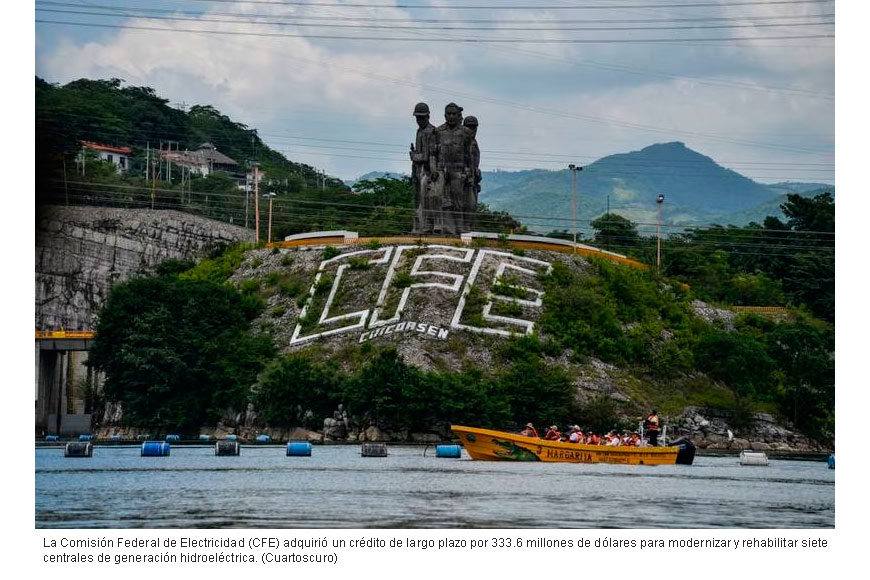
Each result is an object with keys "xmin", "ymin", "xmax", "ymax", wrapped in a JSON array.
[
  {"xmin": 221, "ymin": 241, "xmax": 828, "ymax": 452},
  {"xmin": 35, "ymin": 205, "xmax": 249, "ymax": 330}
]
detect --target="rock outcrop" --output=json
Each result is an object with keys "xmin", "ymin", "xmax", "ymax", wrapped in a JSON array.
[{"xmin": 36, "ymin": 205, "xmax": 249, "ymax": 330}]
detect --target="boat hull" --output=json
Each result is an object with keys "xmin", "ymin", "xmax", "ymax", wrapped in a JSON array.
[{"xmin": 451, "ymin": 425, "xmax": 693, "ymax": 465}]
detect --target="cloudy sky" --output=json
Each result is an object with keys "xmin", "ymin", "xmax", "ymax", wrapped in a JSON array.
[{"xmin": 34, "ymin": 0, "xmax": 836, "ymax": 184}]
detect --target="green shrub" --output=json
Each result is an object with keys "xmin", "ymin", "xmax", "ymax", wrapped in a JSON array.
[
  {"xmin": 348, "ymin": 256, "xmax": 370, "ymax": 270},
  {"xmin": 323, "ymin": 246, "xmax": 341, "ymax": 260},
  {"xmin": 315, "ymin": 276, "xmax": 333, "ymax": 296},
  {"xmin": 278, "ymin": 279, "xmax": 303, "ymax": 298},
  {"xmin": 180, "ymin": 243, "xmax": 250, "ymax": 285},
  {"xmin": 239, "ymin": 279, "xmax": 261, "ymax": 296},
  {"xmin": 392, "ymin": 272, "xmax": 413, "ymax": 289}
]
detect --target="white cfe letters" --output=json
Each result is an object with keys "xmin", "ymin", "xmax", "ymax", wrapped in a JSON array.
[{"xmin": 289, "ymin": 245, "xmax": 552, "ymax": 346}]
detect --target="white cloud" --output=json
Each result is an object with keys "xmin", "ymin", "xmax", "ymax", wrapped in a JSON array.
[{"xmin": 35, "ymin": 1, "xmax": 834, "ymax": 182}]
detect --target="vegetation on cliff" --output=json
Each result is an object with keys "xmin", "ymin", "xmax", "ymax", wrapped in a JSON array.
[{"xmin": 88, "ymin": 271, "xmax": 274, "ymax": 431}]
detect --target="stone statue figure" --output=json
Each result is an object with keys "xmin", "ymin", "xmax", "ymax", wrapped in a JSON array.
[
  {"xmin": 433, "ymin": 102, "xmax": 475, "ymax": 234},
  {"xmin": 463, "ymin": 115, "xmax": 481, "ymax": 231},
  {"xmin": 411, "ymin": 102, "xmax": 479, "ymax": 235},
  {"xmin": 410, "ymin": 102, "xmax": 438, "ymax": 234}
]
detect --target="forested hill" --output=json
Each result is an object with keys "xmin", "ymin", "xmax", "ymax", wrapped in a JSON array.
[
  {"xmin": 479, "ymin": 142, "xmax": 832, "ymax": 232},
  {"xmin": 35, "ymin": 77, "xmax": 346, "ymax": 193}
]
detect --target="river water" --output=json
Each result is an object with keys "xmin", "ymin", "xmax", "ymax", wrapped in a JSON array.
[{"xmin": 35, "ymin": 445, "xmax": 834, "ymax": 529}]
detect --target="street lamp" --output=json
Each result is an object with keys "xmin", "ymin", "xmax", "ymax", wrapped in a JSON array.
[
  {"xmin": 656, "ymin": 194, "xmax": 665, "ymax": 270},
  {"xmin": 568, "ymin": 164, "xmax": 582, "ymax": 251},
  {"xmin": 265, "ymin": 192, "xmax": 276, "ymax": 244}
]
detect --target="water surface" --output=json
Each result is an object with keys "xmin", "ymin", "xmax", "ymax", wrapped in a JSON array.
[{"xmin": 35, "ymin": 445, "xmax": 834, "ymax": 528}]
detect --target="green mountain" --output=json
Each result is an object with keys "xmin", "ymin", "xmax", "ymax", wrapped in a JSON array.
[{"xmin": 479, "ymin": 142, "xmax": 830, "ymax": 233}]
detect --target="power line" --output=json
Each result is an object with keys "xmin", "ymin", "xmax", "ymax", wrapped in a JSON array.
[
  {"xmin": 36, "ymin": 18, "xmax": 835, "ymax": 44},
  {"xmin": 48, "ymin": 178, "xmax": 835, "ymax": 237},
  {"xmin": 36, "ymin": 7, "xmax": 836, "ymax": 33},
  {"xmin": 37, "ymin": 3, "xmax": 836, "ymax": 25},
  {"xmin": 155, "ymin": 0, "xmax": 837, "ymax": 10}
]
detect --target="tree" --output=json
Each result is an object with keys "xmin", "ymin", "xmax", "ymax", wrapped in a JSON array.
[
  {"xmin": 255, "ymin": 355, "xmax": 342, "ymax": 428},
  {"xmin": 782, "ymin": 192, "xmax": 834, "ymax": 233},
  {"xmin": 590, "ymin": 212, "xmax": 639, "ymax": 251},
  {"xmin": 89, "ymin": 276, "xmax": 274, "ymax": 430}
]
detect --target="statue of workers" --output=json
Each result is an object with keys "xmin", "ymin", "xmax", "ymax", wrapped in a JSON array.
[
  {"xmin": 409, "ymin": 102, "xmax": 437, "ymax": 234},
  {"xmin": 434, "ymin": 103, "xmax": 474, "ymax": 234},
  {"xmin": 462, "ymin": 115, "xmax": 481, "ymax": 231}
]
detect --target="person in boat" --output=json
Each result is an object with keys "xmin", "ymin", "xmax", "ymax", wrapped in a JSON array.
[
  {"xmin": 520, "ymin": 422, "xmax": 538, "ymax": 438},
  {"xmin": 644, "ymin": 409, "xmax": 660, "ymax": 446},
  {"xmin": 568, "ymin": 425, "xmax": 582, "ymax": 443},
  {"xmin": 544, "ymin": 425, "xmax": 562, "ymax": 441}
]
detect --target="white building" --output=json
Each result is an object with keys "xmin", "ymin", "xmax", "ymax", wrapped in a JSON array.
[{"xmin": 79, "ymin": 141, "xmax": 132, "ymax": 173}]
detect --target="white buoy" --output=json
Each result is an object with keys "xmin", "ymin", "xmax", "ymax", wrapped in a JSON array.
[{"xmin": 739, "ymin": 450, "xmax": 770, "ymax": 466}]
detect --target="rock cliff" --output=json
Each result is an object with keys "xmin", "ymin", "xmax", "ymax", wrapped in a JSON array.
[{"xmin": 35, "ymin": 205, "xmax": 250, "ymax": 330}]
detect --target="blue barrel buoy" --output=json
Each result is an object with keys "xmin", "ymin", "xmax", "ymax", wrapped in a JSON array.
[
  {"xmin": 286, "ymin": 441, "xmax": 312, "ymax": 456},
  {"xmin": 198, "ymin": 434, "xmax": 211, "ymax": 442},
  {"xmin": 828, "ymin": 453, "xmax": 835, "ymax": 469},
  {"xmin": 256, "ymin": 434, "xmax": 272, "ymax": 443},
  {"xmin": 215, "ymin": 441, "xmax": 240, "ymax": 456},
  {"xmin": 44, "ymin": 435, "xmax": 59, "ymax": 442},
  {"xmin": 79, "ymin": 434, "xmax": 92, "ymax": 442},
  {"xmin": 226, "ymin": 434, "xmax": 238, "ymax": 441},
  {"xmin": 64, "ymin": 442, "xmax": 93, "ymax": 457},
  {"xmin": 166, "ymin": 434, "xmax": 180, "ymax": 442},
  {"xmin": 435, "ymin": 444, "xmax": 462, "ymax": 458},
  {"xmin": 141, "ymin": 441, "xmax": 171, "ymax": 457},
  {"xmin": 109, "ymin": 434, "xmax": 122, "ymax": 441},
  {"xmin": 361, "ymin": 443, "xmax": 388, "ymax": 457}
]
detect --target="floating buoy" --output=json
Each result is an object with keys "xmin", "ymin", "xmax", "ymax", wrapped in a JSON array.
[
  {"xmin": 361, "ymin": 443, "xmax": 388, "ymax": 457},
  {"xmin": 286, "ymin": 441, "xmax": 312, "ymax": 456},
  {"xmin": 215, "ymin": 441, "xmax": 240, "ymax": 456},
  {"xmin": 44, "ymin": 435, "xmax": 59, "ymax": 442},
  {"xmin": 64, "ymin": 442, "xmax": 93, "ymax": 457},
  {"xmin": 198, "ymin": 434, "xmax": 211, "ymax": 442},
  {"xmin": 79, "ymin": 434, "xmax": 92, "ymax": 442},
  {"xmin": 141, "ymin": 441, "xmax": 171, "ymax": 457},
  {"xmin": 165, "ymin": 434, "xmax": 180, "ymax": 442},
  {"xmin": 739, "ymin": 450, "xmax": 770, "ymax": 466},
  {"xmin": 435, "ymin": 444, "xmax": 462, "ymax": 458},
  {"xmin": 226, "ymin": 434, "xmax": 238, "ymax": 441},
  {"xmin": 828, "ymin": 454, "xmax": 835, "ymax": 469},
  {"xmin": 256, "ymin": 434, "xmax": 272, "ymax": 443},
  {"xmin": 109, "ymin": 434, "xmax": 122, "ymax": 441}
]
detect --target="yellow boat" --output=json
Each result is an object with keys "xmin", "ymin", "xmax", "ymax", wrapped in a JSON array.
[{"xmin": 450, "ymin": 425, "xmax": 695, "ymax": 465}]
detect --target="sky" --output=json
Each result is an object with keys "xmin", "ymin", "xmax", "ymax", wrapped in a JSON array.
[{"xmin": 33, "ymin": 0, "xmax": 836, "ymax": 184}]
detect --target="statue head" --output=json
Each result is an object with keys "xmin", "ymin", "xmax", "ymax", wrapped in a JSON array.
[
  {"xmin": 444, "ymin": 102, "xmax": 463, "ymax": 127},
  {"xmin": 413, "ymin": 102, "xmax": 430, "ymax": 128},
  {"xmin": 463, "ymin": 115, "xmax": 478, "ymax": 136}
]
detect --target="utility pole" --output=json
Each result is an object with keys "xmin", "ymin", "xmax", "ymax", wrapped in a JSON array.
[
  {"xmin": 253, "ymin": 163, "xmax": 260, "ymax": 244},
  {"xmin": 267, "ymin": 195, "xmax": 274, "ymax": 244},
  {"xmin": 568, "ymin": 164, "xmax": 582, "ymax": 252},
  {"xmin": 656, "ymin": 194, "xmax": 665, "ymax": 270}
]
